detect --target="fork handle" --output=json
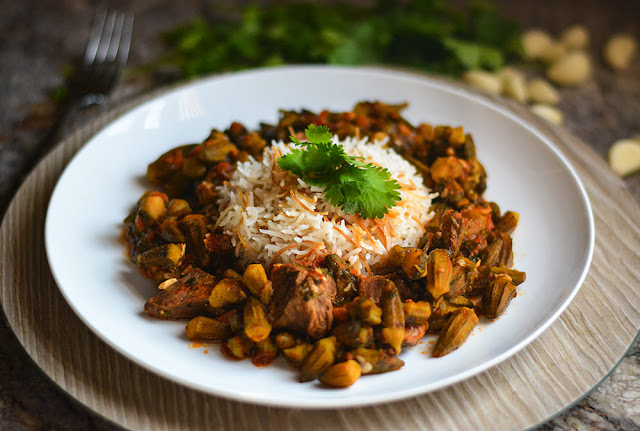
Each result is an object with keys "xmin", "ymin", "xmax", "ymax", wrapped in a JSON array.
[
  {"xmin": 29, "ymin": 99, "xmax": 75, "ymax": 171},
  {"xmin": 1, "ymin": 100, "xmax": 75, "ymax": 216},
  {"xmin": 36, "ymin": 100, "xmax": 75, "ymax": 163}
]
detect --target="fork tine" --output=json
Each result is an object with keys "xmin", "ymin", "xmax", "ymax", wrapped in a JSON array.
[
  {"xmin": 105, "ymin": 12, "xmax": 125, "ymax": 63},
  {"xmin": 22, "ymin": 9, "xmax": 133, "ymax": 178},
  {"xmin": 116, "ymin": 13, "xmax": 134, "ymax": 67},
  {"xmin": 95, "ymin": 11, "xmax": 117, "ymax": 64},
  {"xmin": 83, "ymin": 10, "xmax": 107, "ymax": 64}
]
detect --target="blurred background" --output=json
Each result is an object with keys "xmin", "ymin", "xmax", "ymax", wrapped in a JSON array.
[{"xmin": 0, "ymin": 1, "xmax": 638, "ymax": 429}]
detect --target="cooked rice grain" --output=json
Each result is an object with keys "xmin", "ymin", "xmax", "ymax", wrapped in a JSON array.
[{"xmin": 216, "ymin": 137, "xmax": 436, "ymax": 273}]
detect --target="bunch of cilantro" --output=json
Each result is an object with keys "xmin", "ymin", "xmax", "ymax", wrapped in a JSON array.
[
  {"xmin": 277, "ymin": 125, "xmax": 401, "ymax": 219},
  {"xmin": 163, "ymin": 0, "xmax": 521, "ymax": 78}
]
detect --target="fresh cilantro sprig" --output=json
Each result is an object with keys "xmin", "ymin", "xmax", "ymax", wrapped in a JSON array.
[{"xmin": 277, "ymin": 125, "xmax": 401, "ymax": 219}]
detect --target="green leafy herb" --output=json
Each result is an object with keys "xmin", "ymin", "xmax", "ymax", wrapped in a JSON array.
[
  {"xmin": 442, "ymin": 37, "xmax": 504, "ymax": 71},
  {"xmin": 277, "ymin": 125, "xmax": 401, "ymax": 219},
  {"xmin": 161, "ymin": 1, "xmax": 521, "ymax": 78}
]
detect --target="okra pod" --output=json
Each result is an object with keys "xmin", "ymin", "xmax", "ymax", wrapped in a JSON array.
[
  {"xmin": 243, "ymin": 297, "xmax": 272, "ymax": 342},
  {"xmin": 381, "ymin": 286, "xmax": 405, "ymax": 355}
]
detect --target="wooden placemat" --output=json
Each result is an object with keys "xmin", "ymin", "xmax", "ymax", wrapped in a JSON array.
[{"xmin": 1, "ymin": 83, "xmax": 640, "ymax": 431}]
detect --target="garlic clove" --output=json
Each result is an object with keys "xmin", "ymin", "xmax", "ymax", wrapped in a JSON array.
[
  {"xmin": 521, "ymin": 29, "xmax": 553, "ymax": 60},
  {"xmin": 500, "ymin": 69, "xmax": 528, "ymax": 103},
  {"xmin": 560, "ymin": 25, "xmax": 590, "ymax": 50},
  {"xmin": 608, "ymin": 139, "xmax": 640, "ymax": 177},
  {"xmin": 498, "ymin": 66, "xmax": 525, "ymax": 82},
  {"xmin": 463, "ymin": 70, "xmax": 503, "ymax": 95},
  {"xmin": 531, "ymin": 104, "xmax": 564, "ymax": 125},
  {"xmin": 526, "ymin": 78, "xmax": 560, "ymax": 104},
  {"xmin": 604, "ymin": 33, "xmax": 638, "ymax": 71},
  {"xmin": 547, "ymin": 51, "xmax": 592, "ymax": 86}
]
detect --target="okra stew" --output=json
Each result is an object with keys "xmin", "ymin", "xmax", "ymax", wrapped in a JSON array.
[{"xmin": 123, "ymin": 101, "xmax": 525, "ymax": 388}]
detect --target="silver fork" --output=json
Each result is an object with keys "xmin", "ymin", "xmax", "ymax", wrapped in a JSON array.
[
  {"xmin": 4, "ymin": 10, "xmax": 133, "ymax": 216},
  {"xmin": 72, "ymin": 10, "xmax": 134, "ymax": 107},
  {"xmin": 30, "ymin": 10, "xmax": 133, "ymax": 165}
]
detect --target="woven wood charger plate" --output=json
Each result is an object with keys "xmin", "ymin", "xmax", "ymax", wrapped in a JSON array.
[{"xmin": 2, "ymin": 74, "xmax": 640, "ymax": 431}]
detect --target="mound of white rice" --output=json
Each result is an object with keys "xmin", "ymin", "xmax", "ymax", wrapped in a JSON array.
[{"xmin": 215, "ymin": 136, "xmax": 436, "ymax": 274}]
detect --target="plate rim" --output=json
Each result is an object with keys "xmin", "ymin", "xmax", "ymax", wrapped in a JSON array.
[{"xmin": 44, "ymin": 64, "xmax": 596, "ymax": 409}]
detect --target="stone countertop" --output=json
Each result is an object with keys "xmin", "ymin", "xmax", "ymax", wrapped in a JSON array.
[{"xmin": 1, "ymin": 1, "xmax": 638, "ymax": 429}]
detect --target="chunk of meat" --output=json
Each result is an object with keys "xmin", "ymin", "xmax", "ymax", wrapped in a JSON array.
[
  {"xmin": 203, "ymin": 232, "xmax": 235, "ymax": 271},
  {"xmin": 269, "ymin": 264, "xmax": 336, "ymax": 339},
  {"xmin": 356, "ymin": 275, "xmax": 390, "ymax": 304},
  {"xmin": 144, "ymin": 268, "xmax": 219, "ymax": 319}
]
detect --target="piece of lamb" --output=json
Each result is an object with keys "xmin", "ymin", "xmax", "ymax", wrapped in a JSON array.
[
  {"xmin": 144, "ymin": 267, "xmax": 220, "ymax": 319},
  {"xmin": 356, "ymin": 275, "xmax": 391, "ymax": 305},
  {"xmin": 269, "ymin": 263, "xmax": 336, "ymax": 339}
]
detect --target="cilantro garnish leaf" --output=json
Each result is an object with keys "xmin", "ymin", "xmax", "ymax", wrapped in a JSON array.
[
  {"xmin": 277, "ymin": 140, "xmax": 346, "ymax": 182},
  {"xmin": 277, "ymin": 125, "xmax": 401, "ymax": 219},
  {"xmin": 300, "ymin": 124, "xmax": 334, "ymax": 144}
]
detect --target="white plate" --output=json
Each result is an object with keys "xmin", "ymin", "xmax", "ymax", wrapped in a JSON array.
[{"xmin": 45, "ymin": 66, "xmax": 594, "ymax": 408}]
